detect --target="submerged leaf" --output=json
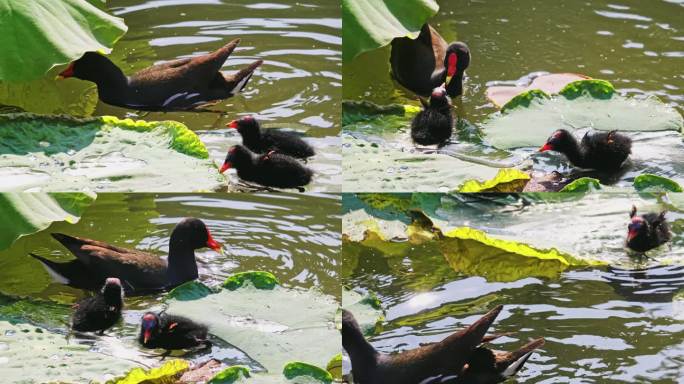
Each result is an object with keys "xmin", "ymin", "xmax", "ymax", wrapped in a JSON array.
[
  {"xmin": 633, "ymin": 174, "xmax": 683, "ymax": 193},
  {"xmin": 0, "ymin": 192, "xmax": 95, "ymax": 251},
  {"xmin": 342, "ymin": 0, "xmax": 439, "ymax": 61},
  {"xmin": 457, "ymin": 168, "xmax": 530, "ymax": 193},
  {"xmin": 482, "ymin": 79, "xmax": 684, "ymax": 149},
  {"xmin": 207, "ymin": 365, "xmax": 251, "ymax": 384},
  {"xmin": 341, "ymin": 289, "xmax": 384, "ymax": 336},
  {"xmin": 500, "ymin": 89, "xmax": 550, "ymax": 113},
  {"xmin": 0, "ymin": 113, "xmax": 222, "ymax": 192},
  {"xmin": 0, "ymin": 0, "xmax": 127, "ymax": 82},
  {"xmin": 167, "ymin": 281, "xmax": 216, "ymax": 301}
]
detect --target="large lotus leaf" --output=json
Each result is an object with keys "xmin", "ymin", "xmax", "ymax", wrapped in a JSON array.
[
  {"xmin": 343, "ymin": 134, "xmax": 499, "ymax": 192},
  {"xmin": 0, "ymin": 78, "xmax": 98, "ymax": 116},
  {"xmin": 633, "ymin": 174, "xmax": 683, "ymax": 193},
  {"xmin": 457, "ymin": 168, "xmax": 530, "ymax": 193},
  {"xmin": 342, "ymin": 0, "xmax": 439, "ymax": 61},
  {"xmin": 439, "ymin": 227, "xmax": 597, "ymax": 282},
  {"xmin": 483, "ymin": 80, "xmax": 684, "ymax": 149},
  {"xmin": 0, "ymin": 321, "xmax": 140, "ymax": 383},
  {"xmin": 0, "ymin": 113, "xmax": 224, "ymax": 192},
  {"xmin": 0, "ymin": 0, "xmax": 127, "ymax": 82},
  {"xmin": 165, "ymin": 285, "xmax": 339, "ymax": 378},
  {"xmin": 0, "ymin": 192, "xmax": 95, "ymax": 251}
]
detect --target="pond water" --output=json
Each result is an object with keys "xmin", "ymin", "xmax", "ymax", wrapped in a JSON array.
[
  {"xmin": 0, "ymin": 193, "xmax": 340, "ymax": 383},
  {"xmin": 342, "ymin": 0, "xmax": 684, "ymax": 192},
  {"xmin": 342, "ymin": 193, "xmax": 684, "ymax": 382}
]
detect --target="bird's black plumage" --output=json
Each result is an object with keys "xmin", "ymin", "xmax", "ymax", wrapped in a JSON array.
[
  {"xmin": 627, "ymin": 205, "xmax": 671, "ymax": 252},
  {"xmin": 71, "ymin": 278, "xmax": 124, "ymax": 333},
  {"xmin": 220, "ymin": 145, "xmax": 313, "ymax": 191},
  {"xmin": 228, "ymin": 116, "xmax": 315, "ymax": 159},
  {"xmin": 411, "ymin": 87, "xmax": 454, "ymax": 146},
  {"xmin": 539, "ymin": 129, "xmax": 632, "ymax": 171},
  {"xmin": 139, "ymin": 311, "xmax": 210, "ymax": 350}
]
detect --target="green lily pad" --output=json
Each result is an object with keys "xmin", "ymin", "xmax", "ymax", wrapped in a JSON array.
[
  {"xmin": 109, "ymin": 359, "xmax": 189, "ymax": 384},
  {"xmin": 341, "ymin": 289, "xmax": 384, "ymax": 336},
  {"xmin": 482, "ymin": 79, "xmax": 684, "ymax": 149},
  {"xmin": 208, "ymin": 366, "xmax": 251, "ymax": 384},
  {"xmin": 500, "ymin": 89, "xmax": 550, "ymax": 113},
  {"xmin": 457, "ymin": 168, "xmax": 530, "ymax": 193},
  {"xmin": 342, "ymin": 0, "xmax": 439, "ymax": 61},
  {"xmin": 633, "ymin": 174, "xmax": 683, "ymax": 193},
  {"xmin": 283, "ymin": 361, "xmax": 333, "ymax": 383},
  {"xmin": 487, "ymin": 73, "xmax": 591, "ymax": 108},
  {"xmin": 0, "ymin": 113, "xmax": 223, "ymax": 192},
  {"xmin": 165, "ymin": 285, "xmax": 339, "ymax": 377},
  {"xmin": 0, "ymin": 0, "xmax": 127, "ymax": 82},
  {"xmin": 167, "ymin": 281, "xmax": 217, "ymax": 301},
  {"xmin": 439, "ymin": 227, "xmax": 598, "ymax": 282},
  {"xmin": 223, "ymin": 271, "xmax": 280, "ymax": 291},
  {"xmin": 0, "ymin": 192, "xmax": 95, "ymax": 251},
  {"xmin": 559, "ymin": 177, "xmax": 602, "ymax": 193}
]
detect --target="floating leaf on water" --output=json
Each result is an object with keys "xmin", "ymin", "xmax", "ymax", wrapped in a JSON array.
[
  {"xmin": 633, "ymin": 174, "xmax": 683, "ymax": 193},
  {"xmin": 482, "ymin": 79, "xmax": 684, "ymax": 149},
  {"xmin": 166, "ymin": 281, "xmax": 216, "ymax": 301},
  {"xmin": 487, "ymin": 73, "xmax": 591, "ymax": 107},
  {"xmin": 0, "ymin": 113, "xmax": 223, "ymax": 192},
  {"xmin": 207, "ymin": 365, "xmax": 251, "ymax": 384},
  {"xmin": 283, "ymin": 361, "xmax": 333, "ymax": 383},
  {"xmin": 500, "ymin": 89, "xmax": 550, "ymax": 113},
  {"xmin": 109, "ymin": 359, "xmax": 189, "ymax": 384},
  {"xmin": 457, "ymin": 168, "xmax": 531, "ymax": 193},
  {"xmin": 559, "ymin": 177, "xmax": 602, "ymax": 193},
  {"xmin": 342, "ymin": 0, "xmax": 439, "ymax": 61},
  {"xmin": 0, "ymin": 192, "xmax": 95, "ymax": 251},
  {"xmin": 326, "ymin": 354, "xmax": 343, "ymax": 381},
  {"xmin": 341, "ymin": 289, "xmax": 384, "ymax": 336},
  {"xmin": 0, "ymin": 0, "xmax": 127, "ymax": 82}
]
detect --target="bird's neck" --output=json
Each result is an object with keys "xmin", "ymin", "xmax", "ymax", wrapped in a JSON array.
[
  {"xmin": 240, "ymin": 129, "xmax": 262, "ymax": 147},
  {"xmin": 343, "ymin": 326, "xmax": 378, "ymax": 378},
  {"xmin": 90, "ymin": 60, "xmax": 129, "ymax": 103},
  {"xmin": 166, "ymin": 240, "xmax": 198, "ymax": 287},
  {"xmin": 561, "ymin": 137, "xmax": 586, "ymax": 167}
]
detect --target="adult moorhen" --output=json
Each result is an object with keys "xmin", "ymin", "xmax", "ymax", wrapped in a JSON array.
[
  {"xmin": 342, "ymin": 306, "xmax": 544, "ymax": 384},
  {"xmin": 58, "ymin": 39, "xmax": 263, "ymax": 111},
  {"xmin": 29, "ymin": 218, "xmax": 221, "ymax": 294},
  {"xmin": 539, "ymin": 129, "xmax": 632, "ymax": 171},
  {"xmin": 411, "ymin": 87, "xmax": 454, "ymax": 146},
  {"xmin": 71, "ymin": 277, "xmax": 124, "ymax": 334},
  {"xmin": 228, "ymin": 116, "xmax": 315, "ymax": 159},
  {"xmin": 627, "ymin": 205, "xmax": 671, "ymax": 252},
  {"xmin": 139, "ymin": 311, "xmax": 210, "ymax": 350},
  {"xmin": 220, "ymin": 145, "xmax": 313, "ymax": 191},
  {"xmin": 390, "ymin": 23, "xmax": 470, "ymax": 98}
]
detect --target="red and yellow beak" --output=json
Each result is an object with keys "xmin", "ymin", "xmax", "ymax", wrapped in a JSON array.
[
  {"xmin": 219, "ymin": 162, "xmax": 232, "ymax": 174},
  {"xmin": 227, "ymin": 120, "xmax": 238, "ymax": 129},
  {"xmin": 539, "ymin": 143, "xmax": 553, "ymax": 152},
  {"xmin": 445, "ymin": 53, "xmax": 457, "ymax": 85},
  {"xmin": 627, "ymin": 229, "xmax": 638, "ymax": 242},
  {"xmin": 206, "ymin": 231, "xmax": 222, "ymax": 252},
  {"xmin": 57, "ymin": 62, "xmax": 75, "ymax": 79},
  {"xmin": 143, "ymin": 329, "xmax": 151, "ymax": 344}
]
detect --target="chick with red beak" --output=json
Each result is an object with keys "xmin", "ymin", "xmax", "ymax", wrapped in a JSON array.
[{"xmin": 626, "ymin": 205, "xmax": 671, "ymax": 252}]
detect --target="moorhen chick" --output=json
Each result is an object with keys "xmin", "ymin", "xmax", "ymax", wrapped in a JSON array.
[
  {"xmin": 411, "ymin": 87, "xmax": 454, "ymax": 146},
  {"xmin": 58, "ymin": 39, "xmax": 263, "ymax": 111},
  {"xmin": 228, "ymin": 116, "xmax": 315, "ymax": 159},
  {"xmin": 29, "ymin": 218, "xmax": 221, "ymax": 294},
  {"xmin": 390, "ymin": 23, "xmax": 470, "ymax": 98},
  {"xmin": 71, "ymin": 277, "xmax": 124, "ymax": 334},
  {"xmin": 342, "ymin": 306, "xmax": 544, "ymax": 384},
  {"xmin": 139, "ymin": 311, "xmax": 210, "ymax": 350},
  {"xmin": 219, "ymin": 145, "xmax": 313, "ymax": 191},
  {"xmin": 539, "ymin": 129, "xmax": 632, "ymax": 171},
  {"xmin": 627, "ymin": 205, "xmax": 671, "ymax": 252}
]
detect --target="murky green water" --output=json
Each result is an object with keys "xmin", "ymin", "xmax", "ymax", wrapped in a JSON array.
[
  {"xmin": 0, "ymin": 193, "xmax": 340, "ymax": 382},
  {"xmin": 342, "ymin": 193, "xmax": 684, "ymax": 382},
  {"xmin": 342, "ymin": 0, "xmax": 684, "ymax": 192},
  {"xmin": 98, "ymin": 0, "xmax": 341, "ymax": 192}
]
